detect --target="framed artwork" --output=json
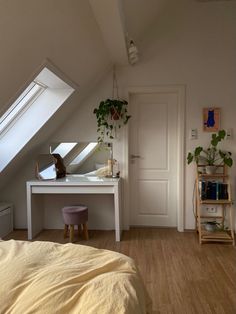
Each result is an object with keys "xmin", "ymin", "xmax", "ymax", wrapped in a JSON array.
[{"xmin": 203, "ymin": 107, "xmax": 220, "ymax": 132}]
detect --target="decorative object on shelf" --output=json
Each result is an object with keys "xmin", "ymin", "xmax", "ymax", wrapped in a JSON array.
[
  {"xmin": 199, "ymin": 180, "xmax": 228, "ymax": 200},
  {"xmin": 187, "ymin": 129, "xmax": 233, "ymax": 173},
  {"xmin": 204, "ymin": 221, "xmax": 219, "ymax": 232},
  {"xmin": 203, "ymin": 107, "xmax": 220, "ymax": 132},
  {"xmin": 93, "ymin": 67, "xmax": 131, "ymax": 143},
  {"xmin": 52, "ymin": 153, "xmax": 66, "ymax": 178},
  {"xmin": 35, "ymin": 154, "xmax": 57, "ymax": 180},
  {"xmin": 204, "ymin": 221, "xmax": 229, "ymax": 233}
]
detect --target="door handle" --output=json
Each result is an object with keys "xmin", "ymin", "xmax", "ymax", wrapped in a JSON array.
[{"xmin": 131, "ymin": 154, "xmax": 141, "ymax": 159}]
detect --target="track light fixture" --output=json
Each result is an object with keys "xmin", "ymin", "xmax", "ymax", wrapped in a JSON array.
[{"xmin": 128, "ymin": 40, "xmax": 139, "ymax": 65}]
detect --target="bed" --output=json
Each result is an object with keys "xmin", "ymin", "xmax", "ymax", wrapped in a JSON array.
[{"xmin": 0, "ymin": 240, "xmax": 151, "ymax": 313}]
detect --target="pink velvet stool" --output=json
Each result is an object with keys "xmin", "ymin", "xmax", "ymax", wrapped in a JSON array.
[{"xmin": 62, "ymin": 205, "xmax": 89, "ymax": 242}]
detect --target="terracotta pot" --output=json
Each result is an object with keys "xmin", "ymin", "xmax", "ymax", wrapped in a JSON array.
[{"xmin": 110, "ymin": 108, "xmax": 120, "ymax": 120}]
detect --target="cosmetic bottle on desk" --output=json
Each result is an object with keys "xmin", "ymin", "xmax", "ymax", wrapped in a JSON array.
[
  {"xmin": 113, "ymin": 159, "xmax": 120, "ymax": 178},
  {"xmin": 107, "ymin": 159, "xmax": 113, "ymax": 177}
]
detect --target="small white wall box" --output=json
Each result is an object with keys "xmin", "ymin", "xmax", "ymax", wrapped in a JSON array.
[{"xmin": 0, "ymin": 203, "xmax": 13, "ymax": 238}]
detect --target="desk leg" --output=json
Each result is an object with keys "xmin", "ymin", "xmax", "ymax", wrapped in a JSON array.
[
  {"xmin": 27, "ymin": 184, "xmax": 33, "ymax": 240},
  {"xmin": 114, "ymin": 184, "xmax": 122, "ymax": 241},
  {"xmin": 27, "ymin": 185, "xmax": 44, "ymax": 240}
]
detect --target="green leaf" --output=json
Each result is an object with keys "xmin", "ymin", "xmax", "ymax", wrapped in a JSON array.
[
  {"xmin": 225, "ymin": 158, "xmax": 233, "ymax": 167},
  {"xmin": 194, "ymin": 146, "xmax": 203, "ymax": 156},
  {"xmin": 187, "ymin": 152, "xmax": 193, "ymax": 164},
  {"xmin": 218, "ymin": 129, "xmax": 226, "ymax": 139}
]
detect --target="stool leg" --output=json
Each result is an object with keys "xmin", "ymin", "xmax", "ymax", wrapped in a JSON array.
[
  {"xmin": 64, "ymin": 224, "xmax": 68, "ymax": 238},
  {"xmin": 77, "ymin": 224, "xmax": 82, "ymax": 237},
  {"xmin": 83, "ymin": 223, "xmax": 89, "ymax": 240},
  {"xmin": 69, "ymin": 224, "xmax": 74, "ymax": 242}
]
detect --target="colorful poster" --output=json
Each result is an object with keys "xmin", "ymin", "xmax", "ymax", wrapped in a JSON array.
[{"xmin": 203, "ymin": 107, "xmax": 220, "ymax": 132}]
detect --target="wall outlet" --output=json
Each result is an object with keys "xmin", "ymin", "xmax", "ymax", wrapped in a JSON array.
[
  {"xmin": 226, "ymin": 128, "xmax": 233, "ymax": 140},
  {"xmin": 206, "ymin": 206, "xmax": 217, "ymax": 213}
]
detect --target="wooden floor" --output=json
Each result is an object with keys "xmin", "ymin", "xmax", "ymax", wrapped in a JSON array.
[{"xmin": 4, "ymin": 228, "xmax": 236, "ymax": 314}]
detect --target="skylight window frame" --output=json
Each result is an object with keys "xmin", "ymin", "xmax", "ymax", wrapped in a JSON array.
[
  {"xmin": 0, "ymin": 64, "xmax": 76, "ymax": 173},
  {"xmin": 0, "ymin": 81, "xmax": 46, "ymax": 137}
]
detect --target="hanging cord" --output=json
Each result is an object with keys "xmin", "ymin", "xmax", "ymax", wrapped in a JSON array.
[
  {"xmin": 111, "ymin": 65, "xmax": 121, "ymax": 125},
  {"xmin": 112, "ymin": 65, "xmax": 119, "ymax": 99},
  {"xmin": 192, "ymin": 179, "xmax": 197, "ymax": 219}
]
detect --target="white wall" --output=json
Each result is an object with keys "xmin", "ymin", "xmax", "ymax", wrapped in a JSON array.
[
  {"xmin": 52, "ymin": 0, "xmax": 236, "ymax": 230},
  {"xmin": 117, "ymin": 0, "xmax": 236, "ymax": 229},
  {"xmin": 1, "ymin": 0, "xmax": 236, "ymax": 231}
]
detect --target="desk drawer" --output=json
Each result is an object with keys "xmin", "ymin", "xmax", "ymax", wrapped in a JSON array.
[{"xmin": 32, "ymin": 186, "xmax": 115, "ymax": 194}]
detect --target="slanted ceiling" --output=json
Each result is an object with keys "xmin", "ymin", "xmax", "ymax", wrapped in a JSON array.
[
  {"xmin": 0, "ymin": 0, "xmax": 111, "ymax": 187},
  {"xmin": 89, "ymin": 0, "xmax": 128, "ymax": 65}
]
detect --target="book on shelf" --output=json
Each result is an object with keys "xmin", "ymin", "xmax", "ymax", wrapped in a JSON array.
[{"xmin": 199, "ymin": 180, "xmax": 228, "ymax": 200}]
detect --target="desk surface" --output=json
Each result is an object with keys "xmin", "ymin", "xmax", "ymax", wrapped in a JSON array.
[{"xmin": 27, "ymin": 175, "xmax": 120, "ymax": 186}]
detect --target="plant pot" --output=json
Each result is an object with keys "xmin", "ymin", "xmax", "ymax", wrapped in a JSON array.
[
  {"xmin": 110, "ymin": 108, "xmax": 120, "ymax": 120},
  {"xmin": 205, "ymin": 165, "xmax": 216, "ymax": 175},
  {"xmin": 205, "ymin": 222, "xmax": 218, "ymax": 232}
]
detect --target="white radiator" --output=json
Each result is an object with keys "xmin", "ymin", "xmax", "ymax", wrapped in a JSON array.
[{"xmin": 0, "ymin": 203, "xmax": 13, "ymax": 238}]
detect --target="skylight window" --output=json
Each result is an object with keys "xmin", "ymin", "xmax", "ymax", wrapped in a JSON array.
[
  {"xmin": 51, "ymin": 142, "xmax": 77, "ymax": 158},
  {"xmin": 70, "ymin": 142, "xmax": 98, "ymax": 166},
  {"xmin": 0, "ymin": 65, "xmax": 75, "ymax": 172},
  {"xmin": 0, "ymin": 81, "xmax": 45, "ymax": 135}
]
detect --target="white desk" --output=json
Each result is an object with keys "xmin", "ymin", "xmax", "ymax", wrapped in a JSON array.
[{"xmin": 26, "ymin": 175, "xmax": 122, "ymax": 241}]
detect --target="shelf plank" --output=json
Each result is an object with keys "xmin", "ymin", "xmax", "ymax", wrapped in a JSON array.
[
  {"xmin": 201, "ymin": 238, "xmax": 234, "ymax": 243},
  {"xmin": 198, "ymin": 216, "xmax": 223, "ymax": 219},
  {"xmin": 198, "ymin": 174, "xmax": 228, "ymax": 178},
  {"xmin": 200, "ymin": 200, "xmax": 232, "ymax": 205},
  {"xmin": 201, "ymin": 230, "xmax": 232, "ymax": 240}
]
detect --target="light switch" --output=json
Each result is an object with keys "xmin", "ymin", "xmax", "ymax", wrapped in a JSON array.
[
  {"xmin": 189, "ymin": 128, "xmax": 198, "ymax": 140},
  {"xmin": 226, "ymin": 128, "xmax": 233, "ymax": 140}
]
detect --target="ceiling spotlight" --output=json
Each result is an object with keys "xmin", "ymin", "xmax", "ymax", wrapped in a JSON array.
[{"xmin": 128, "ymin": 40, "xmax": 139, "ymax": 65}]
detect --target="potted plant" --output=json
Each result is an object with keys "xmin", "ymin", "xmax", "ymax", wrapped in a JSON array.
[
  {"xmin": 93, "ymin": 98, "xmax": 131, "ymax": 143},
  {"xmin": 187, "ymin": 129, "xmax": 233, "ymax": 173}
]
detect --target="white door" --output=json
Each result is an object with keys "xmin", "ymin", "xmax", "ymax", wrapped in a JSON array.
[{"xmin": 129, "ymin": 92, "xmax": 178, "ymax": 226}]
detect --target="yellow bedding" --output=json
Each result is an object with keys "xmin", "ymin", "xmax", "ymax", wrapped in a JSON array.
[{"xmin": 0, "ymin": 240, "xmax": 150, "ymax": 314}]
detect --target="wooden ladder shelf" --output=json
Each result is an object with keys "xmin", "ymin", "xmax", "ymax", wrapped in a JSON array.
[{"xmin": 195, "ymin": 164, "xmax": 235, "ymax": 245}]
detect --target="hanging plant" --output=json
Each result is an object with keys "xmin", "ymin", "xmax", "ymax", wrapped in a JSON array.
[{"xmin": 93, "ymin": 67, "xmax": 131, "ymax": 143}]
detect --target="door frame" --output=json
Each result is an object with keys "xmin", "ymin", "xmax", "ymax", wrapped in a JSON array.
[{"xmin": 123, "ymin": 85, "xmax": 185, "ymax": 232}]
